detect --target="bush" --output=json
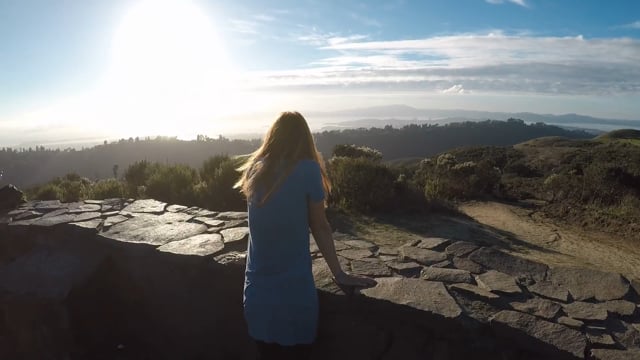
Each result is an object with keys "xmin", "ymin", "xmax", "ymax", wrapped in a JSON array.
[
  {"xmin": 332, "ymin": 144, "xmax": 383, "ymax": 162},
  {"xmin": 124, "ymin": 160, "xmax": 160, "ymax": 197},
  {"xmin": 328, "ymin": 156, "xmax": 396, "ymax": 212},
  {"xmin": 91, "ymin": 179, "xmax": 126, "ymax": 199},
  {"xmin": 34, "ymin": 183, "xmax": 63, "ymax": 200},
  {"xmin": 197, "ymin": 156, "xmax": 245, "ymax": 210},
  {"xmin": 146, "ymin": 164, "xmax": 199, "ymax": 205}
]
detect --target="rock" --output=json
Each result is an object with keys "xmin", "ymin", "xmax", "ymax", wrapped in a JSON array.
[
  {"xmin": 445, "ymin": 241, "xmax": 479, "ymax": 257},
  {"xmin": 216, "ymin": 211, "xmax": 247, "ymax": 220},
  {"xmin": 451, "ymin": 257, "xmax": 484, "ymax": 274},
  {"xmin": 378, "ymin": 255, "xmax": 397, "ymax": 262},
  {"xmin": 67, "ymin": 203, "xmax": 102, "ymax": 213},
  {"xmin": 604, "ymin": 300, "xmax": 637, "ymax": 318},
  {"xmin": 332, "ymin": 241, "xmax": 350, "ymax": 251},
  {"xmin": 99, "ymin": 214, "xmax": 207, "ymax": 246},
  {"xmin": 591, "ymin": 349, "xmax": 640, "ymax": 360},
  {"xmin": 342, "ymin": 239, "xmax": 377, "ymax": 251},
  {"xmin": 350, "ymin": 258, "xmax": 392, "ymax": 277},
  {"xmin": 83, "ymin": 199, "xmax": 104, "ymax": 205},
  {"xmin": 166, "ymin": 204, "xmax": 188, "ymax": 212},
  {"xmin": 548, "ymin": 266, "xmax": 629, "ymax": 301},
  {"xmin": 527, "ymin": 280, "xmax": 570, "ymax": 302},
  {"xmin": 476, "ymin": 270, "xmax": 522, "ymax": 295},
  {"xmin": 416, "ymin": 237, "xmax": 450, "ymax": 251},
  {"xmin": 605, "ymin": 318, "xmax": 640, "ymax": 350},
  {"xmin": 421, "ymin": 267, "xmax": 473, "ymax": 284},
  {"xmin": 630, "ymin": 278, "xmax": 640, "ymax": 296},
  {"xmin": 213, "ymin": 251, "xmax": 246, "ymax": 266},
  {"xmin": 0, "ymin": 184, "xmax": 24, "ymax": 210},
  {"xmin": 563, "ymin": 302, "xmax": 608, "ymax": 321},
  {"xmin": 220, "ymin": 227, "xmax": 250, "ymax": 244},
  {"xmin": 69, "ymin": 218, "xmax": 103, "ymax": 232},
  {"xmin": 385, "ymin": 261, "xmax": 423, "ymax": 277},
  {"xmin": 121, "ymin": 199, "xmax": 167, "ymax": 214},
  {"xmin": 157, "ymin": 234, "xmax": 224, "ymax": 256},
  {"xmin": 193, "ymin": 217, "xmax": 225, "ymax": 227},
  {"xmin": 338, "ymin": 248, "xmax": 373, "ymax": 260},
  {"xmin": 398, "ymin": 246, "xmax": 447, "ymax": 266},
  {"xmin": 311, "ymin": 258, "xmax": 344, "ymax": 294},
  {"xmin": 32, "ymin": 214, "xmax": 78, "ymax": 227},
  {"xmin": 0, "ymin": 248, "xmax": 104, "ymax": 300},
  {"xmin": 41, "ymin": 208, "xmax": 69, "ymax": 218},
  {"xmin": 377, "ymin": 246, "xmax": 398, "ymax": 255},
  {"xmin": 72, "ymin": 212, "xmax": 102, "ymax": 222},
  {"xmin": 448, "ymin": 283, "xmax": 501, "ymax": 301},
  {"xmin": 557, "ymin": 316, "xmax": 584, "ymax": 330},
  {"xmin": 490, "ymin": 310, "xmax": 587, "ymax": 359},
  {"xmin": 13, "ymin": 210, "xmax": 42, "ymax": 221},
  {"xmin": 219, "ymin": 219, "xmax": 248, "ymax": 229},
  {"xmin": 469, "ymin": 247, "xmax": 548, "ymax": 282},
  {"xmin": 33, "ymin": 200, "xmax": 64, "ymax": 212},
  {"xmin": 430, "ymin": 260, "xmax": 451, "ymax": 268},
  {"xmin": 103, "ymin": 215, "xmax": 129, "ymax": 228},
  {"xmin": 509, "ymin": 298, "xmax": 561, "ymax": 320},
  {"xmin": 586, "ymin": 326, "xmax": 618, "ymax": 347},
  {"xmin": 360, "ymin": 278, "xmax": 462, "ymax": 319}
]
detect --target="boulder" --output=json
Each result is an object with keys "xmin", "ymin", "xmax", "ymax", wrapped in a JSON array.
[
  {"xmin": 490, "ymin": 310, "xmax": 587, "ymax": 359},
  {"xmin": 445, "ymin": 241, "xmax": 479, "ymax": 257},
  {"xmin": 385, "ymin": 261, "xmax": 423, "ymax": 277},
  {"xmin": 469, "ymin": 247, "xmax": 548, "ymax": 282},
  {"xmin": 557, "ymin": 316, "xmax": 583, "ymax": 330},
  {"xmin": 475, "ymin": 270, "xmax": 522, "ymax": 295},
  {"xmin": 526, "ymin": 280, "xmax": 570, "ymax": 302},
  {"xmin": 563, "ymin": 302, "xmax": 608, "ymax": 321},
  {"xmin": 451, "ymin": 257, "xmax": 484, "ymax": 274},
  {"xmin": 509, "ymin": 297, "xmax": 562, "ymax": 320},
  {"xmin": 604, "ymin": 300, "xmax": 637, "ymax": 318},
  {"xmin": 99, "ymin": 214, "xmax": 207, "ymax": 246},
  {"xmin": 157, "ymin": 233, "xmax": 224, "ymax": 256},
  {"xmin": 399, "ymin": 246, "xmax": 447, "ymax": 266},
  {"xmin": 360, "ymin": 278, "xmax": 463, "ymax": 320},
  {"xmin": 416, "ymin": 237, "xmax": 450, "ymax": 251},
  {"xmin": 121, "ymin": 199, "xmax": 167, "ymax": 214},
  {"xmin": 220, "ymin": 227, "xmax": 250, "ymax": 244},
  {"xmin": 548, "ymin": 266, "xmax": 629, "ymax": 301},
  {"xmin": 0, "ymin": 184, "xmax": 23, "ymax": 210},
  {"xmin": 350, "ymin": 258, "xmax": 392, "ymax": 277},
  {"xmin": 591, "ymin": 349, "xmax": 640, "ymax": 360},
  {"xmin": 338, "ymin": 248, "xmax": 374, "ymax": 260},
  {"xmin": 421, "ymin": 267, "xmax": 473, "ymax": 284},
  {"xmin": 342, "ymin": 239, "xmax": 378, "ymax": 251}
]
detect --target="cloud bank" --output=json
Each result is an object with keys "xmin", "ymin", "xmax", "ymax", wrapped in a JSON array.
[{"xmin": 250, "ymin": 32, "xmax": 640, "ymax": 97}]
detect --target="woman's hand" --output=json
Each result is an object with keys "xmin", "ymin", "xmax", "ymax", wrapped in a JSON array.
[{"xmin": 333, "ymin": 271, "xmax": 377, "ymax": 288}]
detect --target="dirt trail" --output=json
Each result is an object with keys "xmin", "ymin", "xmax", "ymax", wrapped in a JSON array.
[{"xmin": 459, "ymin": 201, "xmax": 640, "ymax": 281}]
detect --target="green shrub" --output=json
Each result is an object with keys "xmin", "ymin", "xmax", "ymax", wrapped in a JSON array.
[
  {"xmin": 332, "ymin": 144, "xmax": 383, "ymax": 162},
  {"xmin": 146, "ymin": 164, "xmax": 199, "ymax": 205},
  {"xmin": 124, "ymin": 160, "xmax": 160, "ymax": 197},
  {"xmin": 91, "ymin": 179, "xmax": 126, "ymax": 199},
  {"xmin": 328, "ymin": 156, "xmax": 396, "ymax": 212},
  {"xmin": 34, "ymin": 183, "xmax": 63, "ymax": 200},
  {"xmin": 197, "ymin": 156, "xmax": 244, "ymax": 210}
]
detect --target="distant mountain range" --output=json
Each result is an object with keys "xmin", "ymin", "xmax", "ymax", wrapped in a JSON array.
[{"xmin": 310, "ymin": 105, "xmax": 640, "ymax": 133}]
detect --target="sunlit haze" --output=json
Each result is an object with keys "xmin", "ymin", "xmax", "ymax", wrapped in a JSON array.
[{"xmin": 1, "ymin": 0, "xmax": 639, "ymax": 147}]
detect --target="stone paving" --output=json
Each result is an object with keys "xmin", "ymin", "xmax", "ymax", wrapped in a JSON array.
[{"xmin": 1, "ymin": 198, "xmax": 640, "ymax": 359}]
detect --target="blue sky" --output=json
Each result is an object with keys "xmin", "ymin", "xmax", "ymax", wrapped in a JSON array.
[{"xmin": 1, "ymin": 0, "xmax": 639, "ymax": 145}]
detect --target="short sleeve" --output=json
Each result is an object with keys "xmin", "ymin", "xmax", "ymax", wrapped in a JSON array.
[{"xmin": 305, "ymin": 161, "xmax": 325, "ymax": 203}]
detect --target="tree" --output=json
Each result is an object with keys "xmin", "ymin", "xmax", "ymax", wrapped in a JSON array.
[{"xmin": 112, "ymin": 164, "xmax": 119, "ymax": 179}]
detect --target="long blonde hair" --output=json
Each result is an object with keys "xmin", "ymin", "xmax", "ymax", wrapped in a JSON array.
[{"xmin": 235, "ymin": 111, "xmax": 331, "ymax": 205}]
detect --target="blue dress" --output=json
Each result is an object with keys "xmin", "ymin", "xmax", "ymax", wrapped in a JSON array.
[{"xmin": 243, "ymin": 159, "xmax": 325, "ymax": 345}]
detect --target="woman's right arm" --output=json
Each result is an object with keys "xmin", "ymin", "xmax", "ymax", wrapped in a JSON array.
[{"xmin": 308, "ymin": 200, "xmax": 377, "ymax": 287}]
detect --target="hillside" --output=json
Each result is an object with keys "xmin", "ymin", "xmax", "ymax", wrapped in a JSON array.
[
  {"xmin": 437, "ymin": 130, "xmax": 640, "ymax": 241},
  {"xmin": 0, "ymin": 119, "xmax": 592, "ymax": 188}
]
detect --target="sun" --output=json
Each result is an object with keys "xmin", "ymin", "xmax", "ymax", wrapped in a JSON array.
[{"xmin": 103, "ymin": 0, "xmax": 237, "ymax": 137}]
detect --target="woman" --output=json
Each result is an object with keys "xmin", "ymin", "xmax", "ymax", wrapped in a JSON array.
[{"xmin": 235, "ymin": 111, "xmax": 375, "ymax": 360}]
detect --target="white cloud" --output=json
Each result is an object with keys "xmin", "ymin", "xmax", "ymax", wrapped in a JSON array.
[
  {"xmin": 621, "ymin": 20, "xmax": 640, "ymax": 29},
  {"xmin": 441, "ymin": 84, "xmax": 466, "ymax": 94},
  {"xmin": 251, "ymin": 32, "xmax": 640, "ymax": 97},
  {"xmin": 486, "ymin": 0, "xmax": 528, "ymax": 7}
]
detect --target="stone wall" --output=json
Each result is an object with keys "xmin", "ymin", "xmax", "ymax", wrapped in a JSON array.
[{"xmin": 1, "ymin": 198, "xmax": 639, "ymax": 359}]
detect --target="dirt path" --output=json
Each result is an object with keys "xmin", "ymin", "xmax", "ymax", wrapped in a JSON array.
[{"xmin": 459, "ymin": 201, "xmax": 640, "ymax": 281}]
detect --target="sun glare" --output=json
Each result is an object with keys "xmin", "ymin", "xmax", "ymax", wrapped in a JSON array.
[{"xmin": 102, "ymin": 0, "xmax": 238, "ymax": 137}]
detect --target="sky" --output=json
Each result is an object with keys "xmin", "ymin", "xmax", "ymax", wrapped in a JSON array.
[{"xmin": 1, "ymin": 0, "xmax": 639, "ymax": 146}]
